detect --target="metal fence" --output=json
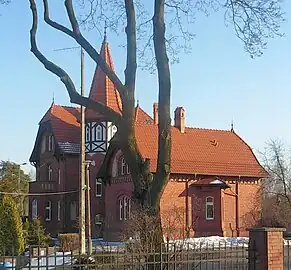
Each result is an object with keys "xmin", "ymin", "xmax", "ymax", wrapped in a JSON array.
[
  {"xmin": 284, "ymin": 240, "xmax": 291, "ymax": 269},
  {"xmin": 0, "ymin": 241, "xmax": 250, "ymax": 269}
]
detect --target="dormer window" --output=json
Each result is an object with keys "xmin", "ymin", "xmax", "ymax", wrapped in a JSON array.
[{"xmin": 48, "ymin": 165, "xmax": 53, "ymax": 181}]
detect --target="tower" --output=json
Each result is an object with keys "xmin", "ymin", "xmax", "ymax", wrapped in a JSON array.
[
  {"xmin": 85, "ymin": 35, "xmax": 121, "ymax": 155},
  {"xmin": 84, "ymin": 35, "xmax": 121, "ymax": 237}
]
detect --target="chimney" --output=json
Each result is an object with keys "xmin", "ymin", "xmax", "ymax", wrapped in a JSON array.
[
  {"xmin": 174, "ymin": 107, "xmax": 185, "ymax": 133},
  {"xmin": 153, "ymin": 103, "xmax": 159, "ymax": 124}
]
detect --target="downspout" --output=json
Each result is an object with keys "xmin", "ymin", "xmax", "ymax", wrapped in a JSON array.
[
  {"xmin": 236, "ymin": 176, "xmax": 240, "ymax": 237},
  {"xmin": 185, "ymin": 180, "xmax": 189, "ymax": 238}
]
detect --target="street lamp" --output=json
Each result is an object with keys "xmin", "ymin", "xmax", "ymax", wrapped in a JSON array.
[{"xmin": 17, "ymin": 162, "xmax": 27, "ymax": 190}]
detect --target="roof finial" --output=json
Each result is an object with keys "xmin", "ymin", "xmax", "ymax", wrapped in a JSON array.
[
  {"xmin": 52, "ymin": 92, "xmax": 55, "ymax": 105},
  {"xmin": 231, "ymin": 118, "xmax": 234, "ymax": 132},
  {"xmin": 137, "ymin": 99, "xmax": 139, "ymax": 107},
  {"xmin": 103, "ymin": 20, "xmax": 107, "ymax": 42}
]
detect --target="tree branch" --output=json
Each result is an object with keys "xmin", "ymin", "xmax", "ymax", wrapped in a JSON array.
[
  {"xmin": 124, "ymin": 0, "xmax": 137, "ymax": 92},
  {"xmin": 29, "ymin": 0, "xmax": 121, "ymax": 123},
  {"xmin": 42, "ymin": 0, "xmax": 127, "ymax": 100}
]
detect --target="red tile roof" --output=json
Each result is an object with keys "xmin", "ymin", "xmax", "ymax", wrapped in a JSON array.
[
  {"xmin": 37, "ymin": 103, "xmax": 266, "ymax": 177},
  {"xmin": 86, "ymin": 38, "xmax": 122, "ymax": 120},
  {"xmin": 134, "ymin": 123, "xmax": 267, "ymax": 178}
]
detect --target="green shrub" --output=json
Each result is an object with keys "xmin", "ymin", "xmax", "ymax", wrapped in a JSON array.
[
  {"xmin": 0, "ymin": 195, "xmax": 25, "ymax": 255},
  {"xmin": 58, "ymin": 233, "xmax": 79, "ymax": 252},
  {"xmin": 24, "ymin": 218, "xmax": 51, "ymax": 247}
]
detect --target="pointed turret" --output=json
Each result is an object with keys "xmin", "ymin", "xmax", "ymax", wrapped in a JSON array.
[{"xmin": 86, "ymin": 36, "xmax": 122, "ymax": 120}]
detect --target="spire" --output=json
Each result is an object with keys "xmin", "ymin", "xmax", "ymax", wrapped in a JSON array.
[
  {"xmin": 86, "ymin": 37, "xmax": 122, "ymax": 120},
  {"xmin": 103, "ymin": 21, "xmax": 107, "ymax": 42}
]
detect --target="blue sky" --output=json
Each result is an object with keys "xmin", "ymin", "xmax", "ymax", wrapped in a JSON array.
[{"xmin": 0, "ymin": 1, "xmax": 291, "ymax": 173}]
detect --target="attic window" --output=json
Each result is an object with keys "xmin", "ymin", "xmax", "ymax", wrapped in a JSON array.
[{"xmin": 145, "ymin": 119, "xmax": 152, "ymax": 124}]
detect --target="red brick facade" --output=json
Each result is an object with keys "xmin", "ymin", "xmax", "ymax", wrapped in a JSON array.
[{"xmin": 29, "ymin": 37, "xmax": 267, "ymax": 240}]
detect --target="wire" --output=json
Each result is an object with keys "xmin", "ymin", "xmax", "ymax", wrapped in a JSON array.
[{"xmin": 0, "ymin": 190, "xmax": 78, "ymax": 196}]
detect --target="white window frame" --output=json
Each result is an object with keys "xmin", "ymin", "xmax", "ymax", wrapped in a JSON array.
[
  {"xmin": 121, "ymin": 158, "xmax": 126, "ymax": 175},
  {"xmin": 45, "ymin": 201, "xmax": 52, "ymax": 221},
  {"xmin": 48, "ymin": 165, "xmax": 53, "ymax": 181},
  {"xmin": 57, "ymin": 200, "xmax": 61, "ymax": 221},
  {"xmin": 32, "ymin": 199, "xmax": 38, "ymax": 219},
  {"xmin": 58, "ymin": 168, "xmax": 61, "ymax": 185},
  {"xmin": 95, "ymin": 178, "xmax": 102, "ymax": 197},
  {"xmin": 205, "ymin": 196, "xmax": 214, "ymax": 220},
  {"xmin": 85, "ymin": 124, "xmax": 90, "ymax": 142}
]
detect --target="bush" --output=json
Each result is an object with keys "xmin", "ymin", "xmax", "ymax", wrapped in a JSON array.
[
  {"xmin": 58, "ymin": 233, "xmax": 79, "ymax": 252},
  {"xmin": 24, "ymin": 218, "xmax": 51, "ymax": 247},
  {"xmin": 0, "ymin": 195, "xmax": 25, "ymax": 255}
]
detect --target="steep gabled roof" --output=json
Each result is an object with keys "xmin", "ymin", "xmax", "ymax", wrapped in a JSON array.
[
  {"xmin": 86, "ymin": 37, "xmax": 122, "ymax": 120},
  {"xmin": 133, "ymin": 123, "xmax": 268, "ymax": 178}
]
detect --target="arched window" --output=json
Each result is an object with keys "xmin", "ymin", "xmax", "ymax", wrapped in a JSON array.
[
  {"xmin": 48, "ymin": 165, "xmax": 53, "ymax": 181},
  {"xmin": 118, "ymin": 196, "xmax": 131, "ymax": 221},
  {"xmin": 121, "ymin": 158, "xmax": 130, "ymax": 175},
  {"xmin": 85, "ymin": 124, "xmax": 90, "ymax": 142},
  {"xmin": 48, "ymin": 135, "xmax": 54, "ymax": 151},
  {"xmin": 32, "ymin": 199, "xmax": 38, "ymax": 220},
  {"xmin": 205, "ymin": 196, "xmax": 214, "ymax": 220},
  {"xmin": 92, "ymin": 125, "xmax": 103, "ymax": 141},
  {"xmin": 45, "ymin": 201, "xmax": 52, "ymax": 221}
]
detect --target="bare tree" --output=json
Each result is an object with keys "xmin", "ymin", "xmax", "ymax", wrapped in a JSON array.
[
  {"xmin": 28, "ymin": 0, "xmax": 284, "ymax": 247},
  {"xmin": 260, "ymin": 140, "xmax": 291, "ymax": 227}
]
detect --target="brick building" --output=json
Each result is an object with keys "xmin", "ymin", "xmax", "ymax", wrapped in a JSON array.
[{"xmin": 29, "ymin": 36, "xmax": 268, "ymax": 240}]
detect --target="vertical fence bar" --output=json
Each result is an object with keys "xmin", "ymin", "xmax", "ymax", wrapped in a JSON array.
[{"xmin": 288, "ymin": 240, "xmax": 290, "ymax": 270}]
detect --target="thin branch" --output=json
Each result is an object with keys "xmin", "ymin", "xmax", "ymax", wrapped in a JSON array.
[
  {"xmin": 42, "ymin": 0, "xmax": 127, "ymax": 99},
  {"xmin": 29, "ymin": 0, "xmax": 121, "ymax": 123}
]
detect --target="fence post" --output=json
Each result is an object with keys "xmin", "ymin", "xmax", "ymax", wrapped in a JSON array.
[{"xmin": 248, "ymin": 227, "xmax": 285, "ymax": 270}]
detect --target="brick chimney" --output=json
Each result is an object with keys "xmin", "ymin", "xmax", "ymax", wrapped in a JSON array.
[
  {"xmin": 153, "ymin": 103, "xmax": 159, "ymax": 124},
  {"xmin": 174, "ymin": 107, "xmax": 185, "ymax": 133}
]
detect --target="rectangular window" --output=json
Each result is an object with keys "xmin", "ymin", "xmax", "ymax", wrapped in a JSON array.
[
  {"xmin": 70, "ymin": 201, "xmax": 77, "ymax": 221},
  {"xmin": 41, "ymin": 137, "xmax": 46, "ymax": 153},
  {"xmin": 57, "ymin": 201, "xmax": 61, "ymax": 221},
  {"xmin": 45, "ymin": 201, "xmax": 52, "ymax": 221},
  {"xmin": 206, "ymin": 197, "xmax": 214, "ymax": 220},
  {"xmin": 32, "ymin": 200, "xmax": 38, "ymax": 219},
  {"xmin": 58, "ymin": 169, "xmax": 61, "ymax": 185},
  {"xmin": 119, "ymin": 199, "xmax": 123, "ymax": 221},
  {"xmin": 96, "ymin": 178, "xmax": 102, "ymax": 197},
  {"xmin": 48, "ymin": 135, "xmax": 54, "ymax": 151},
  {"xmin": 48, "ymin": 165, "xmax": 53, "ymax": 181},
  {"xmin": 95, "ymin": 214, "xmax": 102, "ymax": 225},
  {"xmin": 121, "ymin": 158, "xmax": 126, "ymax": 175}
]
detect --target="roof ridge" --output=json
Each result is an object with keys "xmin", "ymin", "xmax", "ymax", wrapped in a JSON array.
[{"xmin": 184, "ymin": 126, "xmax": 232, "ymax": 132}]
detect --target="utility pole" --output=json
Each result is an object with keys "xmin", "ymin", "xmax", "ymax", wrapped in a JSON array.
[
  {"xmin": 85, "ymin": 161, "xmax": 92, "ymax": 255},
  {"xmin": 53, "ymin": 46, "xmax": 86, "ymax": 253},
  {"xmin": 79, "ymin": 47, "xmax": 86, "ymax": 254},
  {"xmin": 54, "ymin": 46, "xmax": 86, "ymax": 253}
]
